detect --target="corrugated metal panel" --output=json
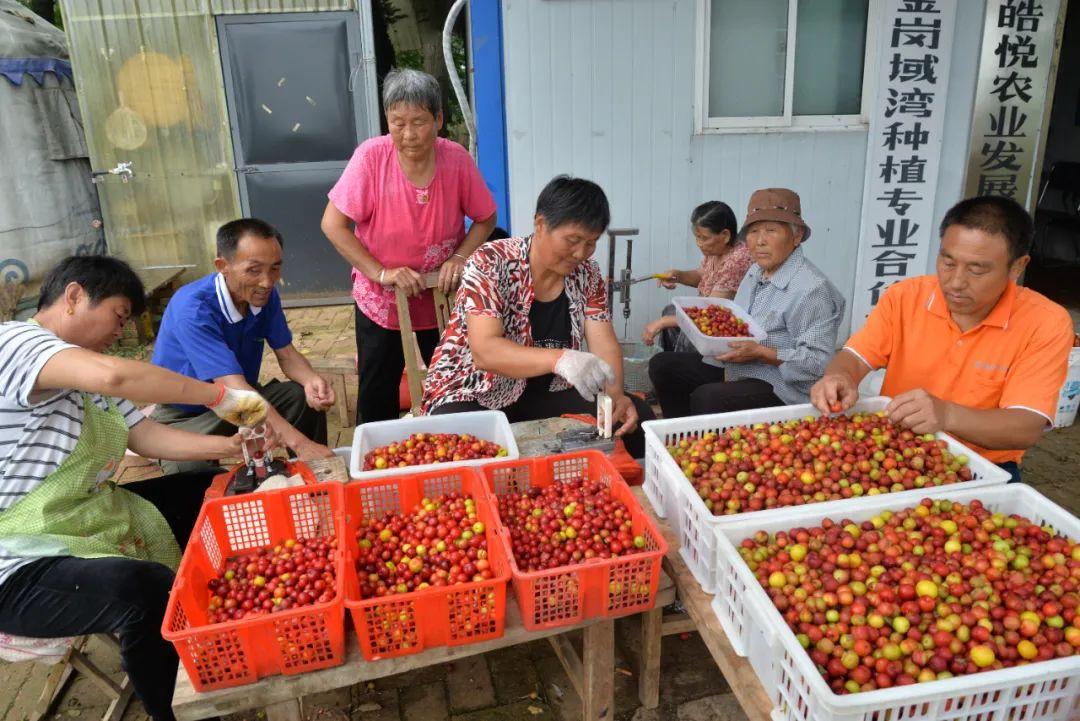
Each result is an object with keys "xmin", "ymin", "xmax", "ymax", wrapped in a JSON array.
[
  {"xmin": 57, "ymin": 0, "xmax": 353, "ymax": 276},
  {"xmin": 500, "ymin": 0, "xmax": 983, "ymax": 340},
  {"xmin": 60, "ymin": 0, "xmax": 240, "ymax": 274},
  {"xmin": 502, "ymin": 0, "xmax": 868, "ymax": 339},
  {"xmin": 211, "ymin": 0, "xmax": 352, "ymax": 13}
]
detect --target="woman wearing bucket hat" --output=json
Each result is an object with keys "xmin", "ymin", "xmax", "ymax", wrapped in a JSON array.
[{"xmin": 649, "ymin": 188, "xmax": 845, "ymax": 418}]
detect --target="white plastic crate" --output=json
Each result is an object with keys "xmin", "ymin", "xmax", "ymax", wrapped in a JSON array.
[
  {"xmin": 672, "ymin": 296, "xmax": 766, "ymax": 359},
  {"xmin": 711, "ymin": 484, "xmax": 1080, "ymax": 721},
  {"xmin": 641, "ymin": 397, "xmax": 1010, "ymax": 597},
  {"xmin": 349, "ymin": 410, "xmax": 519, "ymax": 480}
]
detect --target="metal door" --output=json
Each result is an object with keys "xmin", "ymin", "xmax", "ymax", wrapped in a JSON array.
[{"xmin": 218, "ymin": 12, "xmax": 372, "ymax": 303}]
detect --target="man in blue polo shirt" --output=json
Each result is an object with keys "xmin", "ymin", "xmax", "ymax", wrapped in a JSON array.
[{"xmin": 152, "ymin": 218, "xmax": 335, "ymax": 471}]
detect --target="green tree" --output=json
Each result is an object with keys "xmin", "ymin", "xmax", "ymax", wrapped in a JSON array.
[{"xmin": 17, "ymin": 0, "xmax": 60, "ymax": 28}]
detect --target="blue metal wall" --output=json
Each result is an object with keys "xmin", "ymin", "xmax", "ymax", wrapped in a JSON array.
[{"xmin": 470, "ymin": 0, "xmax": 511, "ymax": 234}]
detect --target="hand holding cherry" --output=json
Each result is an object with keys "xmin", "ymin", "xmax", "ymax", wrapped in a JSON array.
[
  {"xmin": 811, "ymin": 373, "xmax": 860, "ymax": 415},
  {"xmin": 886, "ymin": 388, "xmax": 953, "ymax": 435}
]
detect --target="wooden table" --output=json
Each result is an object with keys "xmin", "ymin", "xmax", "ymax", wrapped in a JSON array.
[
  {"xmin": 512, "ymin": 418, "xmax": 772, "ymax": 719},
  {"xmin": 173, "ymin": 576, "xmax": 676, "ymax": 721},
  {"xmin": 171, "ymin": 453, "xmax": 676, "ymax": 721},
  {"xmin": 632, "ymin": 487, "xmax": 775, "ymax": 721}
]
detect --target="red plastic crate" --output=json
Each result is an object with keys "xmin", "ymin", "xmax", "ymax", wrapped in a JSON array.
[
  {"xmin": 342, "ymin": 467, "xmax": 512, "ymax": 661},
  {"xmin": 480, "ymin": 451, "xmax": 668, "ymax": 631},
  {"xmin": 162, "ymin": 484, "xmax": 347, "ymax": 691}
]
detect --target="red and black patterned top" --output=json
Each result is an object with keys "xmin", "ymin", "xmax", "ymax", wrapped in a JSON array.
[{"xmin": 420, "ymin": 235, "xmax": 610, "ymax": 413}]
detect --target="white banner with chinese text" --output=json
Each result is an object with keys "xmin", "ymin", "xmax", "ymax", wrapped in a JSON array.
[
  {"xmin": 964, "ymin": 0, "xmax": 1063, "ymax": 208},
  {"xmin": 851, "ymin": 0, "xmax": 957, "ymax": 329}
]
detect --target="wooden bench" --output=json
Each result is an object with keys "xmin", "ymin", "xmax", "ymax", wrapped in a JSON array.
[{"xmin": 31, "ymin": 635, "xmax": 134, "ymax": 721}]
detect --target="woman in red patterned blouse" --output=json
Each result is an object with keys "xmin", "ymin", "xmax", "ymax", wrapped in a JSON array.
[
  {"xmin": 640, "ymin": 201, "xmax": 752, "ymax": 351},
  {"xmin": 422, "ymin": 177, "xmax": 654, "ymax": 457}
]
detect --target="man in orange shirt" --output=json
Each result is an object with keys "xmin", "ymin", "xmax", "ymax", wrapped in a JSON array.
[{"xmin": 811, "ymin": 196, "xmax": 1074, "ymax": 482}]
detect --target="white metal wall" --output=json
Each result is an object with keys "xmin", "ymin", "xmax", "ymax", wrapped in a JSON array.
[{"xmin": 500, "ymin": 0, "xmax": 985, "ymax": 341}]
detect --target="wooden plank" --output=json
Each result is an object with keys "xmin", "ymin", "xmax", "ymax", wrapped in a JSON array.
[
  {"xmin": 510, "ymin": 417, "xmax": 587, "ymax": 458},
  {"xmin": 548, "ymin": 633, "xmax": 584, "ymax": 698},
  {"xmin": 306, "ymin": 455, "xmax": 348, "ymax": 484},
  {"xmin": 68, "ymin": 648, "xmax": 123, "ymax": 697},
  {"xmin": 638, "ymin": 608, "xmax": 662, "ymax": 709},
  {"xmin": 264, "ymin": 699, "xmax": 302, "ymax": 721},
  {"xmin": 136, "ymin": 267, "xmax": 187, "ymax": 294},
  {"xmin": 582, "ymin": 621, "xmax": 614, "ymax": 720},
  {"xmin": 660, "ymin": 614, "xmax": 697, "ymax": 637},
  {"xmin": 632, "ymin": 488, "xmax": 774, "ymax": 721},
  {"xmin": 30, "ymin": 654, "xmax": 76, "ymax": 721},
  {"xmin": 103, "ymin": 676, "xmax": 134, "ymax": 721},
  {"xmin": 395, "ymin": 288, "xmax": 425, "ymax": 416},
  {"xmin": 308, "ymin": 358, "xmax": 358, "ymax": 374},
  {"xmin": 173, "ymin": 572, "xmax": 675, "ymax": 721},
  {"xmin": 330, "ymin": 372, "xmax": 349, "ymax": 427}
]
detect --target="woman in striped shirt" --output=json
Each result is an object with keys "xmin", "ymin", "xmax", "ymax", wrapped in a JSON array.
[{"xmin": 0, "ymin": 256, "xmax": 269, "ymax": 721}]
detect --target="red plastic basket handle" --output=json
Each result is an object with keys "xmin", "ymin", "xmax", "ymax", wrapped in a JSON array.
[{"xmin": 560, "ymin": 413, "xmax": 596, "ymax": 425}]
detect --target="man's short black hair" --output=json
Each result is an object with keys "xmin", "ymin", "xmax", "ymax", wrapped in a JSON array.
[
  {"xmin": 534, "ymin": 176, "xmax": 611, "ymax": 234},
  {"xmin": 217, "ymin": 218, "xmax": 284, "ymax": 259},
  {"xmin": 939, "ymin": 196, "xmax": 1034, "ymax": 262},
  {"xmin": 37, "ymin": 255, "xmax": 146, "ymax": 315}
]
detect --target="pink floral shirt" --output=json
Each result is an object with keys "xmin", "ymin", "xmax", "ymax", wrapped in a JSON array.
[
  {"xmin": 699, "ymin": 243, "xmax": 752, "ymax": 297},
  {"xmin": 328, "ymin": 135, "xmax": 497, "ymax": 330},
  {"xmin": 420, "ymin": 236, "xmax": 610, "ymax": 413}
]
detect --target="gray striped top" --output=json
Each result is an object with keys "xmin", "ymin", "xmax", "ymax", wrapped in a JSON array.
[
  {"xmin": 726, "ymin": 247, "xmax": 845, "ymax": 405},
  {"xmin": 0, "ymin": 322, "xmax": 145, "ymax": 587}
]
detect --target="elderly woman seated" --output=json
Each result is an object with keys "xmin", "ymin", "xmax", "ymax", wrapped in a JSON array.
[
  {"xmin": 649, "ymin": 188, "xmax": 844, "ymax": 418},
  {"xmin": 421, "ymin": 175, "xmax": 654, "ymax": 457}
]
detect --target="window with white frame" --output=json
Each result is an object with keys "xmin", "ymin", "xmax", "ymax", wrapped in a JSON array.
[{"xmin": 697, "ymin": 0, "xmax": 878, "ymax": 131}]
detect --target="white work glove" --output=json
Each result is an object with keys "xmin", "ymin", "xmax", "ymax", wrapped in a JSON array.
[
  {"xmin": 553, "ymin": 350, "xmax": 615, "ymax": 401},
  {"xmin": 207, "ymin": 385, "xmax": 269, "ymax": 427}
]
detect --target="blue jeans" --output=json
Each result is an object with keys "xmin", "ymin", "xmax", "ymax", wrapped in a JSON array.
[{"xmin": 998, "ymin": 461, "xmax": 1022, "ymax": 484}]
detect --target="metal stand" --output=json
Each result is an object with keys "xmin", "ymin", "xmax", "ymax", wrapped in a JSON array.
[{"xmin": 605, "ymin": 227, "xmax": 640, "ymax": 338}]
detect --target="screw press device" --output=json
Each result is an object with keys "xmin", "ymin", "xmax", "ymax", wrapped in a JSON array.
[
  {"xmin": 604, "ymin": 227, "xmax": 643, "ymax": 339},
  {"xmin": 555, "ymin": 392, "xmax": 615, "ymax": 453},
  {"xmin": 228, "ymin": 424, "xmax": 286, "ymax": 495}
]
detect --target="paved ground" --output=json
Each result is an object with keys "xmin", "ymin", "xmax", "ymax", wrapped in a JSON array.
[{"xmin": 5, "ymin": 304, "xmax": 1079, "ymax": 721}]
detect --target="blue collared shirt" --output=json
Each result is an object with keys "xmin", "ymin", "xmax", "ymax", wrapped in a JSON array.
[
  {"xmin": 727, "ymin": 246, "xmax": 845, "ymax": 405},
  {"xmin": 151, "ymin": 273, "xmax": 292, "ymax": 412}
]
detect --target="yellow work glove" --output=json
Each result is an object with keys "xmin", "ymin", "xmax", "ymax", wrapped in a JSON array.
[{"xmin": 207, "ymin": 385, "xmax": 269, "ymax": 427}]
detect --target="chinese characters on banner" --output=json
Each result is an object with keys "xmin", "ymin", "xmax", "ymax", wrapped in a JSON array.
[
  {"xmin": 963, "ymin": 0, "xmax": 1062, "ymax": 206},
  {"xmin": 851, "ymin": 0, "xmax": 957, "ymax": 328}
]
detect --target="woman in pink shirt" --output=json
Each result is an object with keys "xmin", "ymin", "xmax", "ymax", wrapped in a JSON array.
[
  {"xmin": 641, "ymin": 201, "xmax": 751, "ymax": 351},
  {"xmin": 322, "ymin": 69, "xmax": 497, "ymax": 423}
]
